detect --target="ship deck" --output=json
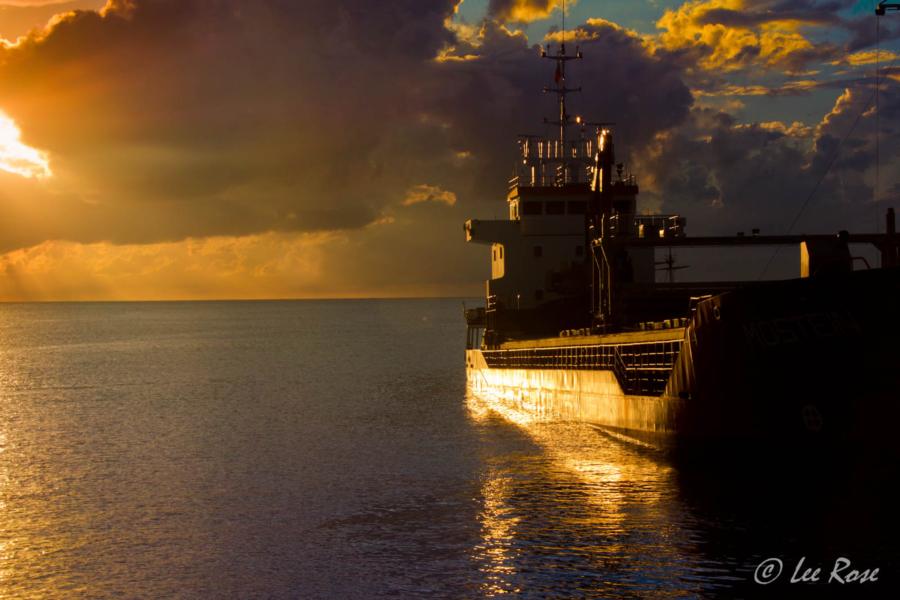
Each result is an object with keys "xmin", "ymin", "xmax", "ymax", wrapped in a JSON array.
[{"xmin": 499, "ymin": 327, "xmax": 686, "ymax": 350}]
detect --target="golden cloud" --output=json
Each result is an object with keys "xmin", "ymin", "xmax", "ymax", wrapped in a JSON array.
[
  {"xmin": 0, "ymin": 219, "xmax": 481, "ymax": 301},
  {"xmin": 741, "ymin": 120, "xmax": 813, "ymax": 138},
  {"xmin": 653, "ymin": 0, "xmax": 817, "ymax": 72},
  {"xmin": 0, "ymin": 232, "xmax": 341, "ymax": 301},
  {"xmin": 0, "ymin": 0, "xmax": 693, "ymax": 300},
  {"xmin": 831, "ymin": 49, "xmax": 900, "ymax": 67},
  {"xmin": 488, "ymin": 0, "xmax": 577, "ymax": 24},
  {"xmin": 692, "ymin": 79, "xmax": 818, "ymax": 97},
  {"xmin": 816, "ymin": 87, "xmax": 854, "ymax": 133},
  {"xmin": 402, "ymin": 183, "xmax": 457, "ymax": 207},
  {"xmin": 543, "ymin": 18, "xmax": 631, "ymax": 43}
]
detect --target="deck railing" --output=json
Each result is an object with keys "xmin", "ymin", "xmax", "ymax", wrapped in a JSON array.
[{"xmin": 480, "ymin": 339, "xmax": 682, "ymax": 396}]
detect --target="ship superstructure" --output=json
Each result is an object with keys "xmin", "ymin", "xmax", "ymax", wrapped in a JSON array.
[
  {"xmin": 465, "ymin": 38, "xmax": 684, "ymax": 340},
  {"xmin": 464, "ymin": 31, "xmax": 900, "ymax": 448}
]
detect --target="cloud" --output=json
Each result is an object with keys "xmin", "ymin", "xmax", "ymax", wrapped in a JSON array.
[
  {"xmin": 0, "ymin": 0, "xmax": 894, "ymax": 298},
  {"xmin": 0, "ymin": 198, "xmax": 483, "ymax": 300},
  {"xmin": 17, "ymin": 1, "xmax": 895, "ymax": 297},
  {"xmin": 652, "ymin": 0, "xmax": 842, "ymax": 74},
  {"xmin": 0, "ymin": 0, "xmax": 104, "ymax": 40},
  {"xmin": 487, "ymin": 0, "xmax": 571, "ymax": 24},
  {"xmin": 0, "ymin": 0, "xmax": 461, "ymax": 251},
  {"xmin": 634, "ymin": 76, "xmax": 900, "ymax": 243},
  {"xmin": 696, "ymin": 1, "xmax": 845, "ymax": 28},
  {"xmin": 543, "ymin": 17, "xmax": 632, "ymax": 43},
  {"xmin": 0, "ymin": 232, "xmax": 338, "ymax": 301},
  {"xmin": 441, "ymin": 17, "xmax": 693, "ymax": 160},
  {"xmin": 693, "ymin": 79, "xmax": 820, "ymax": 97},
  {"xmin": 831, "ymin": 49, "xmax": 900, "ymax": 67},
  {"xmin": 754, "ymin": 120, "xmax": 814, "ymax": 138},
  {"xmin": 402, "ymin": 184, "xmax": 457, "ymax": 206},
  {"xmin": 0, "ymin": 1, "xmax": 700, "ymax": 298}
]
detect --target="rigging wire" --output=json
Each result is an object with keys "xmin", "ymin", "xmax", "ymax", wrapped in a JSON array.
[{"xmin": 876, "ymin": 4, "xmax": 881, "ymax": 231}]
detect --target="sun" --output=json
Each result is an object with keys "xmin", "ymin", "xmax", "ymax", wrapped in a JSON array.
[{"xmin": 0, "ymin": 110, "xmax": 51, "ymax": 179}]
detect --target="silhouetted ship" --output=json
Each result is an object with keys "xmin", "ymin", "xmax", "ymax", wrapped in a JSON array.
[{"xmin": 464, "ymin": 37, "xmax": 900, "ymax": 450}]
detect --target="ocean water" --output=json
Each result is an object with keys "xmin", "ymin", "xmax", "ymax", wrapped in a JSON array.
[{"xmin": 0, "ymin": 299, "xmax": 897, "ymax": 598}]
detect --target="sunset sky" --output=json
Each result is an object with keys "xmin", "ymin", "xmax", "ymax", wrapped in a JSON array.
[{"xmin": 0, "ymin": 0, "xmax": 897, "ymax": 300}]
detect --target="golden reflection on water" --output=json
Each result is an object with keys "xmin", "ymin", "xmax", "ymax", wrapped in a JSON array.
[
  {"xmin": 0, "ymin": 428, "xmax": 8, "ymax": 588},
  {"xmin": 0, "ymin": 409, "xmax": 88, "ymax": 597},
  {"xmin": 466, "ymin": 390, "xmax": 698, "ymax": 597},
  {"xmin": 472, "ymin": 471, "xmax": 523, "ymax": 596}
]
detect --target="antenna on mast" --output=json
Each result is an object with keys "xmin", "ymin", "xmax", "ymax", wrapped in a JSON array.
[
  {"xmin": 541, "ymin": 0, "xmax": 582, "ymax": 179},
  {"xmin": 655, "ymin": 249, "xmax": 690, "ymax": 284}
]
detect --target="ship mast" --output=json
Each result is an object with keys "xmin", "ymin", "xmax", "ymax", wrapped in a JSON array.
[{"xmin": 542, "ymin": 0, "xmax": 582, "ymax": 172}]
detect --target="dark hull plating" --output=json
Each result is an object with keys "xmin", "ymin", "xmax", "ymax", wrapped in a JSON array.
[{"xmin": 671, "ymin": 266, "xmax": 900, "ymax": 445}]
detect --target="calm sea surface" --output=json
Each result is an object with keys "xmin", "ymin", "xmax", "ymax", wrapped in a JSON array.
[{"xmin": 0, "ymin": 299, "xmax": 897, "ymax": 598}]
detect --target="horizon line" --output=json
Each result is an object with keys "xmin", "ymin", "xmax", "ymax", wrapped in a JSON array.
[{"xmin": 0, "ymin": 294, "xmax": 483, "ymax": 304}]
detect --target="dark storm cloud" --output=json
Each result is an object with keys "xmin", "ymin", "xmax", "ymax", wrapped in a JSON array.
[
  {"xmin": 0, "ymin": 0, "xmax": 462, "ymax": 250},
  {"xmin": 636, "ymin": 78, "xmax": 900, "ymax": 238},
  {"xmin": 1, "ymin": 2, "xmax": 888, "ymax": 272},
  {"xmin": 435, "ymin": 18, "xmax": 692, "ymax": 204},
  {"xmin": 0, "ymin": 0, "xmax": 693, "ymax": 253},
  {"xmin": 0, "ymin": 0, "xmax": 896, "ymax": 298},
  {"xmin": 843, "ymin": 15, "xmax": 900, "ymax": 52}
]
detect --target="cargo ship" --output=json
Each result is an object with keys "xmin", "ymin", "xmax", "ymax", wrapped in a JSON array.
[{"xmin": 464, "ymin": 37, "xmax": 900, "ymax": 450}]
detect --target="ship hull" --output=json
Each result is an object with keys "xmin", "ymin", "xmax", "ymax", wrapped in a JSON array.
[
  {"xmin": 466, "ymin": 348, "xmax": 682, "ymax": 448},
  {"xmin": 467, "ymin": 267, "xmax": 900, "ymax": 453}
]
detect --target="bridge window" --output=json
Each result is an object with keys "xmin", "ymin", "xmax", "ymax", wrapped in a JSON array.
[
  {"xmin": 567, "ymin": 201, "xmax": 586, "ymax": 214},
  {"xmin": 522, "ymin": 201, "xmax": 542, "ymax": 215},
  {"xmin": 546, "ymin": 201, "xmax": 565, "ymax": 215},
  {"xmin": 533, "ymin": 245, "xmax": 543, "ymax": 258}
]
